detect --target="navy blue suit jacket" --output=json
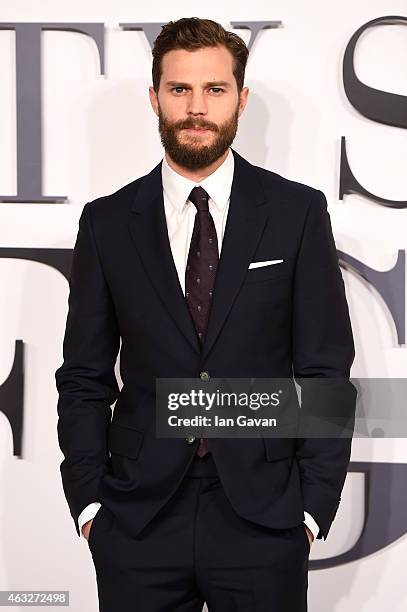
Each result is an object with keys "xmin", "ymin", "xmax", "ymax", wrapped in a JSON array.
[{"xmin": 55, "ymin": 148, "xmax": 356, "ymax": 540}]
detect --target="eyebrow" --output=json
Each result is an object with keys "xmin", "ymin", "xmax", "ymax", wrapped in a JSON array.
[{"xmin": 165, "ymin": 80, "xmax": 231, "ymax": 88}]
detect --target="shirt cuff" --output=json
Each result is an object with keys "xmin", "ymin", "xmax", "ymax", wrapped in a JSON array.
[
  {"xmin": 78, "ymin": 502, "xmax": 101, "ymax": 539},
  {"xmin": 303, "ymin": 511, "xmax": 319, "ymax": 541}
]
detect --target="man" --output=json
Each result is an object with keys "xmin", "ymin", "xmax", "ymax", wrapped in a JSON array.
[{"xmin": 55, "ymin": 17, "xmax": 356, "ymax": 612}]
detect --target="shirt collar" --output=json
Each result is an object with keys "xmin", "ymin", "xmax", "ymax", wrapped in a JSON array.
[{"xmin": 161, "ymin": 147, "xmax": 234, "ymax": 213}]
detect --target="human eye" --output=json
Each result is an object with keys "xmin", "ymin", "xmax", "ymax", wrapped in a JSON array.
[
  {"xmin": 209, "ymin": 87, "xmax": 224, "ymax": 94},
  {"xmin": 171, "ymin": 86, "xmax": 187, "ymax": 94}
]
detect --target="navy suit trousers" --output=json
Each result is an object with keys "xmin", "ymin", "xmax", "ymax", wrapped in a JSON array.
[{"xmin": 88, "ymin": 453, "xmax": 309, "ymax": 612}]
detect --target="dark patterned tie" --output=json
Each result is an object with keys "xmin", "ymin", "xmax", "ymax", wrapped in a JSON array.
[{"xmin": 185, "ymin": 186, "xmax": 219, "ymax": 458}]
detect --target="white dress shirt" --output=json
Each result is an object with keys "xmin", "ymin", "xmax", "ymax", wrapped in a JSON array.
[{"xmin": 78, "ymin": 147, "xmax": 319, "ymax": 543}]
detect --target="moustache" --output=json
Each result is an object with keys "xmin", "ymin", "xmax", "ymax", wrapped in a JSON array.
[{"xmin": 177, "ymin": 124, "xmax": 216, "ymax": 131}]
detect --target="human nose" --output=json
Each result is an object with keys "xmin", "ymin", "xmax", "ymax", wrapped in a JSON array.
[{"xmin": 186, "ymin": 88, "xmax": 208, "ymax": 116}]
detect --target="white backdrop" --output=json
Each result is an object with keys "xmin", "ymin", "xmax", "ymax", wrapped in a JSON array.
[{"xmin": 0, "ymin": 1, "xmax": 406, "ymax": 610}]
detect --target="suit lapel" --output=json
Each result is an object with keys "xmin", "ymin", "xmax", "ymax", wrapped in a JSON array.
[
  {"xmin": 199, "ymin": 149, "xmax": 268, "ymax": 362},
  {"xmin": 128, "ymin": 160, "xmax": 201, "ymax": 354},
  {"xmin": 128, "ymin": 148, "xmax": 269, "ymax": 360}
]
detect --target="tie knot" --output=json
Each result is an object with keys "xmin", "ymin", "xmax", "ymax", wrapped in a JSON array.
[{"xmin": 188, "ymin": 186, "xmax": 209, "ymax": 212}]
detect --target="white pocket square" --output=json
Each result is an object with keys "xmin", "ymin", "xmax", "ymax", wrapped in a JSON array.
[{"xmin": 248, "ymin": 259, "xmax": 284, "ymax": 269}]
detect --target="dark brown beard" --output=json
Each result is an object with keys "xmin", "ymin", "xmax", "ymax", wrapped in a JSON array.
[{"xmin": 157, "ymin": 102, "xmax": 239, "ymax": 170}]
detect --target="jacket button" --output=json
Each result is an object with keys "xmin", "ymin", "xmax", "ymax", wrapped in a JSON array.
[
  {"xmin": 186, "ymin": 435, "xmax": 196, "ymax": 444},
  {"xmin": 200, "ymin": 371, "xmax": 210, "ymax": 380}
]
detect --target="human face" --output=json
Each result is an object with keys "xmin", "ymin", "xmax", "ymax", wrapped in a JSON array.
[{"xmin": 149, "ymin": 45, "xmax": 249, "ymax": 171}]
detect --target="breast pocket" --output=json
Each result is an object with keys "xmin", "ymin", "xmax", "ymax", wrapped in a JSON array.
[{"xmin": 245, "ymin": 260, "xmax": 290, "ymax": 284}]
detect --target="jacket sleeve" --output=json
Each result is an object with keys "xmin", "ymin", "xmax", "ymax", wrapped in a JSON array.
[
  {"xmin": 292, "ymin": 189, "xmax": 357, "ymax": 541},
  {"xmin": 55, "ymin": 202, "xmax": 120, "ymax": 537}
]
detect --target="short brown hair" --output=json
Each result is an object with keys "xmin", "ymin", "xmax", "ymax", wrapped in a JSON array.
[{"xmin": 152, "ymin": 17, "xmax": 249, "ymax": 94}]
